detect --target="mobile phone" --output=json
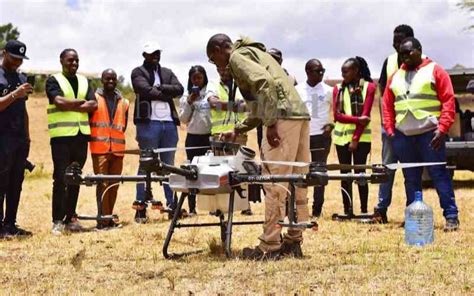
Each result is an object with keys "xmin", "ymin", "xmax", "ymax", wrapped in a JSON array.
[
  {"xmin": 191, "ymin": 85, "xmax": 200, "ymax": 94},
  {"xmin": 27, "ymin": 75, "xmax": 36, "ymax": 87}
]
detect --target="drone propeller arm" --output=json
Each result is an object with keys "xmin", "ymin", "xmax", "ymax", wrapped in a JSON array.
[
  {"xmin": 160, "ymin": 163, "xmax": 198, "ymax": 180},
  {"xmin": 327, "ymin": 172, "xmax": 388, "ymax": 184},
  {"xmin": 80, "ymin": 175, "xmax": 169, "ymax": 184},
  {"xmin": 232, "ymin": 173, "xmax": 309, "ymax": 185},
  {"xmin": 64, "ymin": 162, "xmax": 169, "ymax": 187},
  {"xmin": 232, "ymin": 169, "xmax": 388, "ymax": 187}
]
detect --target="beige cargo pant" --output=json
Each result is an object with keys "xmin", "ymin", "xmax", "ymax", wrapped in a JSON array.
[{"xmin": 258, "ymin": 119, "xmax": 310, "ymax": 252}]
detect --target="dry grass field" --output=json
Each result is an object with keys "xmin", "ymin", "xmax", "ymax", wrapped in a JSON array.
[{"xmin": 1, "ymin": 95, "xmax": 473, "ymax": 295}]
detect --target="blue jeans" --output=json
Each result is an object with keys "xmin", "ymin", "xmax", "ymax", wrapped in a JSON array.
[
  {"xmin": 135, "ymin": 121, "xmax": 178, "ymax": 208},
  {"xmin": 375, "ymin": 128, "xmax": 398, "ymax": 211},
  {"xmin": 391, "ymin": 129, "xmax": 458, "ymax": 219}
]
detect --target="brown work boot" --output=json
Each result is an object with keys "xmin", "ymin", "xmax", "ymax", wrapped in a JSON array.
[
  {"xmin": 371, "ymin": 207, "xmax": 388, "ymax": 224},
  {"xmin": 241, "ymin": 246, "xmax": 281, "ymax": 261},
  {"xmin": 280, "ymin": 241, "xmax": 303, "ymax": 258}
]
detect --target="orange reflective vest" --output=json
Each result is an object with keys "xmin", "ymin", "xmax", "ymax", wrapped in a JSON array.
[{"xmin": 89, "ymin": 93, "xmax": 129, "ymax": 156}]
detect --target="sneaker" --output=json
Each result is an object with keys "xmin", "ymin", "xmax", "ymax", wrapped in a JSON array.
[
  {"xmin": 134, "ymin": 209, "xmax": 148, "ymax": 224},
  {"xmin": 188, "ymin": 210, "xmax": 197, "ymax": 217},
  {"xmin": 241, "ymin": 246, "xmax": 281, "ymax": 261},
  {"xmin": 280, "ymin": 241, "xmax": 303, "ymax": 258},
  {"xmin": 241, "ymin": 209, "xmax": 253, "ymax": 216},
  {"xmin": 65, "ymin": 221, "xmax": 84, "ymax": 232},
  {"xmin": 444, "ymin": 218, "xmax": 460, "ymax": 232},
  {"xmin": 51, "ymin": 222, "xmax": 65, "ymax": 236},
  {"xmin": 371, "ymin": 208, "xmax": 388, "ymax": 224},
  {"xmin": 2, "ymin": 224, "xmax": 32, "ymax": 237}
]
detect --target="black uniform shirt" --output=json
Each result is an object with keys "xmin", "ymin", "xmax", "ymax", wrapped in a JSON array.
[{"xmin": 0, "ymin": 66, "xmax": 27, "ymax": 139}]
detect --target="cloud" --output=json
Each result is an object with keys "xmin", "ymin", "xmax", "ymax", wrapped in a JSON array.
[{"xmin": 1, "ymin": 0, "xmax": 472, "ymax": 88}]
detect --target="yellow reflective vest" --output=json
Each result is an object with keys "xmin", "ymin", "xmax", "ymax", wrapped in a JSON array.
[
  {"xmin": 386, "ymin": 52, "xmax": 427, "ymax": 79},
  {"xmin": 333, "ymin": 81, "xmax": 371, "ymax": 146},
  {"xmin": 47, "ymin": 73, "xmax": 91, "ymax": 138},
  {"xmin": 389, "ymin": 62, "xmax": 440, "ymax": 125},
  {"xmin": 386, "ymin": 53, "xmax": 399, "ymax": 79},
  {"xmin": 210, "ymin": 80, "xmax": 246, "ymax": 135}
]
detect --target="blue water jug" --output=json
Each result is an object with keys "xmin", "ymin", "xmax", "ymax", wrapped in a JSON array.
[{"xmin": 405, "ymin": 191, "xmax": 434, "ymax": 246}]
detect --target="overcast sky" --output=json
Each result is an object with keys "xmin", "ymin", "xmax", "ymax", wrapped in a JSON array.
[{"xmin": 1, "ymin": 0, "xmax": 472, "ymax": 86}]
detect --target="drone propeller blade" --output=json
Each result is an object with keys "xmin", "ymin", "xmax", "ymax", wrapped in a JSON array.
[
  {"xmin": 111, "ymin": 146, "xmax": 210, "ymax": 155},
  {"xmin": 152, "ymin": 146, "xmax": 210, "ymax": 153},
  {"xmin": 325, "ymin": 163, "xmax": 373, "ymax": 170},
  {"xmin": 386, "ymin": 162, "xmax": 446, "ymax": 170},
  {"xmin": 259, "ymin": 160, "xmax": 310, "ymax": 167}
]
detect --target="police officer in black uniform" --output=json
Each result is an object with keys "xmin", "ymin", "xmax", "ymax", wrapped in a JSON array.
[{"xmin": 0, "ymin": 40, "xmax": 33, "ymax": 237}]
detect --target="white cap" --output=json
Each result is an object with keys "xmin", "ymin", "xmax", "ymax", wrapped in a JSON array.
[{"xmin": 143, "ymin": 41, "xmax": 162, "ymax": 54}]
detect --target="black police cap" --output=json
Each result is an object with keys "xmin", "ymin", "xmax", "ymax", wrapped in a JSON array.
[{"xmin": 4, "ymin": 40, "xmax": 29, "ymax": 60}]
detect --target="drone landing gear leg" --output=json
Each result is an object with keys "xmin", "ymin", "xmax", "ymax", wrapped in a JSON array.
[
  {"xmin": 76, "ymin": 183, "xmax": 118, "ymax": 225},
  {"xmin": 332, "ymin": 183, "xmax": 373, "ymax": 222},
  {"xmin": 224, "ymin": 191, "xmax": 235, "ymax": 258},
  {"xmin": 163, "ymin": 191, "xmax": 204, "ymax": 260},
  {"xmin": 163, "ymin": 192, "xmax": 187, "ymax": 259},
  {"xmin": 278, "ymin": 183, "xmax": 318, "ymax": 230}
]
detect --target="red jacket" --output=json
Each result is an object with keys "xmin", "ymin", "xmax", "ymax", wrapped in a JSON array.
[
  {"xmin": 382, "ymin": 58, "xmax": 455, "ymax": 135},
  {"xmin": 333, "ymin": 82, "xmax": 376, "ymax": 142}
]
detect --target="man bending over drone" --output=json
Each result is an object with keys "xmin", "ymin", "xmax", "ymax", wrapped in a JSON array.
[{"xmin": 207, "ymin": 34, "xmax": 311, "ymax": 260}]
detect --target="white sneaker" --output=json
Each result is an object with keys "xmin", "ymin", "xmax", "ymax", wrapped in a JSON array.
[
  {"xmin": 65, "ymin": 221, "xmax": 84, "ymax": 232},
  {"xmin": 51, "ymin": 222, "xmax": 64, "ymax": 236}
]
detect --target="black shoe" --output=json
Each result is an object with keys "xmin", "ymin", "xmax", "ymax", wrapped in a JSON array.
[
  {"xmin": 371, "ymin": 208, "xmax": 388, "ymax": 224},
  {"xmin": 3, "ymin": 224, "xmax": 32, "ymax": 237},
  {"xmin": 97, "ymin": 220, "xmax": 122, "ymax": 231},
  {"xmin": 241, "ymin": 246, "xmax": 281, "ymax": 261},
  {"xmin": 241, "ymin": 209, "xmax": 253, "ymax": 216},
  {"xmin": 444, "ymin": 218, "xmax": 460, "ymax": 232},
  {"xmin": 311, "ymin": 210, "xmax": 321, "ymax": 219},
  {"xmin": 134, "ymin": 209, "xmax": 148, "ymax": 224},
  {"xmin": 280, "ymin": 241, "xmax": 303, "ymax": 258},
  {"xmin": 167, "ymin": 208, "xmax": 188, "ymax": 220}
]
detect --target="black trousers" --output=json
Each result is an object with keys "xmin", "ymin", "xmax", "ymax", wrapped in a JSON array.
[
  {"xmin": 185, "ymin": 133, "xmax": 210, "ymax": 212},
  {"xmin": 310, "ymin": 134, "xmax": 331, "ymax": 216},
  {"xmin": 51, "ymin": 136, "xmax": 88, "ymax": 223},
  {"xmin": 0, "ymin": 136, "xmax": 29, "ymax": 226},
  {"xmin": 335, "ymin": 142, "xmax": 371, "ymax": 214}
]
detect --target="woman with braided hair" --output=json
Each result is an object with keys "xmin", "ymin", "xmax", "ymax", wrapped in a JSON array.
[{"xmin": 332, "ymin": 57, "xmax": 376, "ymax": 215}]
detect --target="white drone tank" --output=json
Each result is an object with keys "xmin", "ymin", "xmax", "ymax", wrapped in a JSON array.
[{"xmin": 168, "ymin": 146, "xmax": 256, "ymax": 213}]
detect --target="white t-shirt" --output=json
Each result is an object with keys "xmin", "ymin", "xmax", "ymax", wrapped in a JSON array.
[
  {"xmin": 150, "ymin": 69, "xmax": 173, "ymax": 121},
  {"xmin": 296, "ymin": 81, "xmax": 333, "ymax": 136}
]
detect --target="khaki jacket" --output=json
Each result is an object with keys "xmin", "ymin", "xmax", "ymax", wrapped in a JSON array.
[{"xmin": 229, "ymin": 37, "xmax": 309, "ymax": 133}]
